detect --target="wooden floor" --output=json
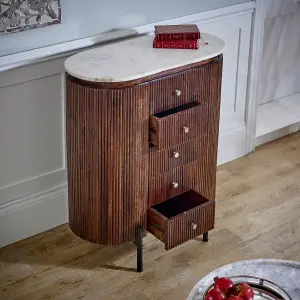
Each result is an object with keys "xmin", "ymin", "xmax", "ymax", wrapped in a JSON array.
[{"xmin": 1, "ymin": 132, "xmax": 300, "ymax": 300}]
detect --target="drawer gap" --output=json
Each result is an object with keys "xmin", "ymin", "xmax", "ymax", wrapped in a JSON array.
[{"xmin": 154, "ymin": 101, "xmax": 199, "ymax": 118}]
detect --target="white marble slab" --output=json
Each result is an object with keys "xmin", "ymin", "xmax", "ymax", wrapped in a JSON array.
[{"xmin": 64, "ymin": 33, "xmax": 225, "ymax": 83}]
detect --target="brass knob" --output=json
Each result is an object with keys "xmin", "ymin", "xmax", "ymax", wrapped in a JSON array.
[
  {"xmin": 173, "ymin": 152, "xmax": 180, "ymax": 158},
  {"xmin": 191, "ymin": 223, "xmax": 197, "ymax": 230},
  {"xmin": 174, "ymin": 89, "xmax": 181, "ymax": 96},
  {"xmin": 182, "ymin": 126, "xmax": 189, "ymax": 133},
  {"xmin": 172, "ymin": 182, "xmax": 179, "ymax": 189}
]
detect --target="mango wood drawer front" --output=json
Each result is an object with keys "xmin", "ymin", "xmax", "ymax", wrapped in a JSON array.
[
  {"xmin": 149, "ymin": 102, "xmax": 209, "ymax": 151},
  {"xmin": 148, "ymin": 58, "xmax": 220, "ymax": 115},
  {"xmin": 149, "ymin": 159, "xmax": 216, "ymax": 206},
  {"xmin": 149, "ymin": 135, "xmax": 209, "ymax": 177},
  {"xmin": 147, "ymin": 190, "xmax": 215, "ymax": 250}
]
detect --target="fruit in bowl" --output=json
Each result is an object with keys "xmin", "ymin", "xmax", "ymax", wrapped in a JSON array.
[
  {"xmin": 205, "ymin": 277, "xmax": 254, "ymax": 300},
  {"xmin": 205, "ymin": 288, "xmax": 226, "ymax": 300},
  {"xmin": 228, "ymin": 283, "xmax": 254, "ymax": 300},
  {"xmin": 214, "ymin": 277, "xmax": 234, "ymax": 294}
]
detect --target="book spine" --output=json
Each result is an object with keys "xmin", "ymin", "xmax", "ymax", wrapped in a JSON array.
[
  {"xmin": 153, "ymin": 39, "xmax": 199, "ymax": 49},
  {"xmin": 155, "ymin": 32, "xmax": 200, "ymax": 41}
]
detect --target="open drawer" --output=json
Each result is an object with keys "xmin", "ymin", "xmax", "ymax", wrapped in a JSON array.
[
  {"xmin": 149, "ymin": 101, "xmax": 209, "ymax": 151},
  {"xmin": 147, "ymin": 190, "xmax": 215, "ymax": 250}
]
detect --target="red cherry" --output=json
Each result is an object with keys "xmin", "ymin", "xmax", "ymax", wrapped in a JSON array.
[
  {"xmin": 232, "ymin": 283, "xmax": 254, "ymax": 300},
  {"xmin": 213, "ymin": 277, "xmax": 234, "ymax": 294},
  {"xmin": 227, "ymin": 297, "xmax": 244, "ymax": 300},
  {"xmin": 205, "ymin": 288, "xmax": 226, "ymax": 300}
]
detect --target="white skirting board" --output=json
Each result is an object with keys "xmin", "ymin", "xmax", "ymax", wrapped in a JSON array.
[
  {"xmin": 0, "ymin": 126, "xmax": 245, "ymax": 248},
  {"xmin": 255, "ymin": 93, "xmax": 300, "ymax": 146},
  {"xmin": 218, "ymin": 126, "xmax": 246, "ymax": 165},
  {"xmin": 0, "ymin": 185, "xmax": 68, "ymax": 248}
]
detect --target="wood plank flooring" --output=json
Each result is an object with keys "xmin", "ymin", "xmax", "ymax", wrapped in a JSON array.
[{"xmin": 1, "ymin": 132, "xmax": 300, "ymax": 300}]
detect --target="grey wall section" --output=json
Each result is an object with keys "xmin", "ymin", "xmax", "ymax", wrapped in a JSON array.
[
  {"xmin": 259, "ymin": 0, "xmax": 300, "ymax": 104},
  {"xmin": 0, "ymin": 0, "xmax": 252, "ymax": 56}
]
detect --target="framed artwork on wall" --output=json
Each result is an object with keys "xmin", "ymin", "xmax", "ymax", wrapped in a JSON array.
[{"xmin": 0, "ymin": 0, "xmax": 61, "ymax": 34}]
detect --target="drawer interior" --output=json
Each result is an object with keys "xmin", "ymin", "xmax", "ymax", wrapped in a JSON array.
[
  {"xmin": 153, "ymin": 101, "xmax": 199, "ymax": 119},
  {"xmin": 151, "ymin": 190, "xmax": 210, "ymax": 219}
]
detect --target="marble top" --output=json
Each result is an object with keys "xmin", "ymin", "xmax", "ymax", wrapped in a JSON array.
[
  {"xmin": 187, "ymin": 259, "xmax": 300, "ymax": 300},
  {"xmin": 64, "ymin": 33, "xmax": 225, "ymax": 83}
]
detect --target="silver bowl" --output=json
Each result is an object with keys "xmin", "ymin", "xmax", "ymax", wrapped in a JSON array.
[
  {"xmin": 187, "ymin": 259, "xmax": 300, "ymax": 300},
  {"xmin": 203, "ymin": 275, "xmax": 292, "ymax": 300}
]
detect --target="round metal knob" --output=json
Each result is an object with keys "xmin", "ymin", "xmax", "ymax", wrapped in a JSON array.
[
  {"xmin": 173, "ymin": 152, "xmax": 180, "ymax": 158},
  {"xmin": 171, "ymin": 182, "xmax": 179, "ymax": 189},
  {"xmin": 182, "ymin": 126, "xmax": 189, "ymax": 133},
  {"xmin": 191, "ymin": 223, "xmax": 197, "ymax": 230},
  {"xmin": 174, "ymin": 89, "xmax": 181, "ymax": 96}
]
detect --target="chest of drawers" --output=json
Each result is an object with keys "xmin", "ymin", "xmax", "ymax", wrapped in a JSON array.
[{"xmin": 64, "ymin": 33, "xmax": 224, "ymax": 272}]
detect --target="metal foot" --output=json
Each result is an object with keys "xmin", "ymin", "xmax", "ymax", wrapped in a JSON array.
[
  {"xmin": 203, "ymin": 232, "xmax": 209, "ymax": 242},
  {"xmin": 137, "ymin": 225, "xmax": 143, "ymax": 272}
]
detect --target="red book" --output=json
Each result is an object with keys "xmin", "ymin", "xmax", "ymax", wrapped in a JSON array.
[
  {"xmin": 153, "ymin": 38, "xmax": 199, "ymax": 49},
  {"xmin": 154, "ymin": 24, "xmax": 200, "ymax": 41}
]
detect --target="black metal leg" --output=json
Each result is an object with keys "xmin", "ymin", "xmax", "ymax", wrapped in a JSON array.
[
  {"xmin": 137, "ymin": 225, "xmax": 143, "ymax": 272},
  {"xmin": 203, "ymin": 232, "xmax": 209, "ymax": 242}
]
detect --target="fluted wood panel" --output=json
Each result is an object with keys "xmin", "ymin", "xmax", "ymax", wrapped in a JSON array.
[
  {"xmin": 148, "ymin": 57, "xmax": 220, "ymax": 115},
  {"xmin": 149, "ymin": 159, "xmax": 215, "ymax": 206},
  {"xmin": 149, "ymin": 161, "xmax": 196, "ymax": 206},
  {"xmin": 195, "ymin": 57, "xmax": 223, "ymax": 201},
  {"xmin": 66, "ymin": 76, "xmax": 149, "ymax": 245},
  {"xmin": 147, "ymin": 190, "xmax": 215, "ymax": 250},
  {"xmin": 149, "ymin": 135, "xmax": 209, "ymax": 177},
  {"xmin": 165, "ymin": 199, "xmax": 215, "ymax": 250},
  {"xmin": 149, "ymin": 102, "xmax": 209, "ymax": 150}
]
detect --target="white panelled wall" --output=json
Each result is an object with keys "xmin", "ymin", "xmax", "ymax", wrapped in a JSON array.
[
  {"xmin": 255, "ymin": 0, "xmax": 300, "ymax": 145},
  {"xmin": 259, "ymin": 0, "xmax": 300, "ymax": 104},
  {"xmin": 0, "ymin": 59, "xmax": 69, "ymax": 247},
  {"xmin": 0, "ymin": 4, "xmax": 256, "ymax": 247},
  {"xmin": 196, "ymin": 12, "xmax": 253, "ymax": 164}
]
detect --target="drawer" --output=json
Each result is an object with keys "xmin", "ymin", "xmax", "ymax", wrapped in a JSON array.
[
  {"xmin": 149, "ymin": 101, "xmax": 209, "ymax": 151},
  {"xmin": 148, "ymin": 57, "xmax": 222, "ymax": 115},
  {"xmin": 147, "ymin": 190, "xmax": 215, "ymax": 250},
  {"xmin": 149, "ymin": 135, "xmax": 209, "ymax": 177},
  {"xmin": 149, "ymin": 160, "xmax": 216, "ymax": 206}
]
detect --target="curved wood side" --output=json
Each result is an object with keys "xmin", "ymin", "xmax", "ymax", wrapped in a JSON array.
[
  {"xmin": 205, "ymin": 54, "xmax": 224, "ymax": 201},
  {"xmin": 66, "ymin": 78, "xmax": 149, "ymax": 245}
]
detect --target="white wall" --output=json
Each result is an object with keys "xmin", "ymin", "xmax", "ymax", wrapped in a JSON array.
[
  {"xmin": 0, "ymin": 0, "xmax": 252, "ymax": 56},
  {"xmin": 0, "ymin": 4, "xmax": 254, "ymax": 247},
  {"xmin": 0, "ymin": 58, "xmax": 69, "ymax": 247},
  {"xmin": 258, "ymin": 0, "xmax": 300, "ymax": 104}
]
